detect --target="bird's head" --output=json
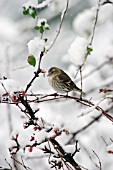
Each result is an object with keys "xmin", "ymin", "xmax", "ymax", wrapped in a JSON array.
[{"xmin": 47, "ymin": 67, "xmax": 62, "ymax": 77}]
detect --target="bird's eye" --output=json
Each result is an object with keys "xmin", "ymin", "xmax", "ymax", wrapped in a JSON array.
[{"xmin": 51, "ymin": 70, "xmax": 55, "ymax": 73}]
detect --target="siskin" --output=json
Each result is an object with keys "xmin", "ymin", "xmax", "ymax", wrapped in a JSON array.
[{"xmin": 47, "ymin": 67, "xmax": 85, "ymax": 95}]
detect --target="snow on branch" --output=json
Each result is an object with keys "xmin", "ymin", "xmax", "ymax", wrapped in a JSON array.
[{"xmin": 23, "ymin": 0, "xmax": 54, "ymax": 9}]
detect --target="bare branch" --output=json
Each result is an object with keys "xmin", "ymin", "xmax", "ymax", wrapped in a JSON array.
[
  {"xmin": 89, "ymin": 0, "xmax": 102, "ymax": 45},
  {"xmin": 11, "ymin": 156, "xmax": 32, "ymax": 170},
  {"xmin": 0, "ymin": 159, "xmax": 13, "ymax": 170},
  {"xmin": 76, "ymin": 57, "xmax": 113, "ymax": 83},
  {"xmin": 67, "ymin": 105, "xmax": 113, "ymax": 144},
  {"xmin": 50, "ymin": 138, "xmax": 82, "ymax": 170},
  {"xmin": 101, "ymin": 0, "xmax": 113, "ymax": 5},
  {"xmin": 67, "ymin": 114, "xmax": 102, "ymax": 145},
  {"xmin": 25, "ymin": 51, "xmax": 44, "ymax": 92},
  {"xmin": 47, "ymin": 0, "xmax": 69, "ymax": 52},
  {"xmin": 92, "ymin": 150, "xmax": 102, "ymax": 170},
  {"xmin": 18, "ymin": 95, "xmax": 35, "ymax": 120}
]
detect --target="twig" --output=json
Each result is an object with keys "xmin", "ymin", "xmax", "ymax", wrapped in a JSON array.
[
  {"xmin": 1, "ymin": 91, "xmax": 113, "ymax": 123},
  {"xmin": 101, "ymin": 136, "xmax": 108, "ymax": 147},
  {"xmin": 50, "ymin": 138, "xmax": 82, "ymax": 170},
  {"xmin": 79, "ymin": 66, "xmax": 83, "ymax": 99},
  {"xmin": 92, "ymin": 150, "xmax": 102, "ymax": 170},
  {"xmin": 76, "ymin": 57, "xmax": 113, "ymax": 83},
  {"xmin": 11, "ymin": 156, "xmax": 32, "ymax": 170},
  {"xmin": 109, "ymin": 138, "xmax": 113, "ymax": 143},
  {"xmin": 47, "ymin": 0, "xmax": 69, "ymax": 52},
  {"xmin": 2, "ymin": 159, "xmax": 13, "ymax": 170},
  {"xmin": 18, "ymin": 95, "xmax": 35, "ymax": 119},
  {"xmin": 72, "ymin": 140, "xmax": 80, "ymax": 157},
  {"xmin": 84, "ymin": 148, "xmax": 98, "ymax": 169},
  {"xmin": 76, "ymin": 0, "xmax": 102, "ymax": 83},
  {"xmin": 67, "ymin": 114, "xmax": 102, "ymax": 145},
  {"xmin": 67, "ymin": 105, "xmax": 113, "ymax": 144},
  {"xmin": 101, "ymin": 0, "xmax": 113, "ymax": 5},
  {"xmin": 30, "ymin": 93, "xmax": 113, "ymax": 122},
  {"xmin": 47, "ymin": 140, "xmax": 53, "ymax": 165},
  {"xmin": 25, "ymin": 51, "xmax": 44, "ymax": 92},
  {"xmin": 89, "ymin": 0, "xmax": 101, "ymax": 45}
]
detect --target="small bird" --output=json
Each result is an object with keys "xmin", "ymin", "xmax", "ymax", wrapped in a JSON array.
[{"xmin": 47, "ymin": 67, "xmax": 85, "ymax": 95}]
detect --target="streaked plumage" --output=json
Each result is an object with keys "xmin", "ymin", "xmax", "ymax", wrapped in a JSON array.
[{"xmin": 47, "ymin": 67, "xmax": 85, "ymax": 95}]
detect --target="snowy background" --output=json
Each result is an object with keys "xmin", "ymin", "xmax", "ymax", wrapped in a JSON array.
[{"xmin": 0, "ymin": 0, "xmax": 113, "ymax": 169}]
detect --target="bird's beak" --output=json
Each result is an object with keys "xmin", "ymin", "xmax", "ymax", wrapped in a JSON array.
[{"xmin": 47, "ymin": 73, "xmax": 50, "ymax": 77}]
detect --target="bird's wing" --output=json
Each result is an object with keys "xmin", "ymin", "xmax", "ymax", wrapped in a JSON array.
[
  {"xmin": 58, "ymin": 72, "xmax": 82, "ymax": 92},
  {"xmin": 58, "ymin": 72, "xmax": 74, "ymax": 87}
]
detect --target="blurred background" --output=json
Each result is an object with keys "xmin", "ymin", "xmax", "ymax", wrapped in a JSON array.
[{"xmin": 1, "ymin": 0, "xmax": 113, "ymax": 169}]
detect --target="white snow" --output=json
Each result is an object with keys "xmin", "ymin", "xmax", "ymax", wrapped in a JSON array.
[
  {"xmin": 23, "ymin": 0, "xmax": 38, "ymax": 9},
  {"xmin": 37, "ymin": 18, "xmax": 50, "ymax": 28},
  {"xmin": 68, "ymin": 36, "xmax": 89, "ymax": 66},
  {"xmin": 27, "ymin": 37, "xmax": 46, "ymax": 57},
  {"xmin": 0, "ymin": 79, "xmax": 22, "ymax": 95},
  {"xmin": 73, "ymin": 8, "xmax": 96, "ymax": 37},
  {"xmin": 23, "ymin": 0, "xmax": 53, "ymax": 9},
  {"xmin": 0, "ymin": 17, "xmax": 18, "ymax": 41}
]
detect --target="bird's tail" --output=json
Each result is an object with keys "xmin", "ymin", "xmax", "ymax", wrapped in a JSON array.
[
  {"xmin": 74, "ymin": 85, "xmax": 85, "ymax": 96},
  {"xmin": 81, "ymin": 91, "xmax": 85, "ymax": 96}
]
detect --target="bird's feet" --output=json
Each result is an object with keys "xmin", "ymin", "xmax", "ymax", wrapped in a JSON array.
[{"xmin": 54, "ymin": 93, "xmax": 58, "ymax": 98}]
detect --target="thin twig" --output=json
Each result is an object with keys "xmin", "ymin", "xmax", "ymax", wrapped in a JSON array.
[
  {"xmin": 92, "ymin": 150, "xmax": 102, "ymax": 170},
  {"xmin": 4, "ymin": 159, "xmax": 13, "ymax": 170},
  {"xmin": 25, "ymin": 51, "xmax": 44, "ymax": 92},
  {"xmin": 89, "ymin": 0, "xmax": 101, "ymax": 45},
  {"xmin": 11, "ymin": 156, "xmax": 32, "ymax": 170},
  {"xmin": 66, "ymin": 105, "xmax": 113, "ymax": 144},
  {"xmin": 79, "ymin": 66, "xmax": 83, "ymax": 99},
  {"xmin": 76, "ymin": 58, "xmax": 113, "ymax": 83},
  {"xmin": 101, "ymin": 0, "xmax": 113, "ymax": 5},
  {"xmin": 76, "ymin": 0, "xmax": 102, "ymax": 85},
  {"xmin": 1, "ymin": 90, "xmax": 113, "ymax": 123},
  {"xmin": 47, "ymin": 0, "xmax": 69, "ymax": 52},
  {"xmin": 30, "ymin": 93, "xmax": 113, "ymax": 122},
  {"xmin": 101, "ymin": 136, "xmax": 108, "ymax": 147},
  {"xmin": 84, "ymin": 147, "xmax": 99, "ymax": 169},
  {"xmin": 67, "ymin": 114, "xmax": 102, "ymax": 145}
]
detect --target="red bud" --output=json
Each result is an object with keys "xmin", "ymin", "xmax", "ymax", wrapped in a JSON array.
[{"xmin": 29, "ymin": 146, "xmax": 33, "ymax": 152}]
